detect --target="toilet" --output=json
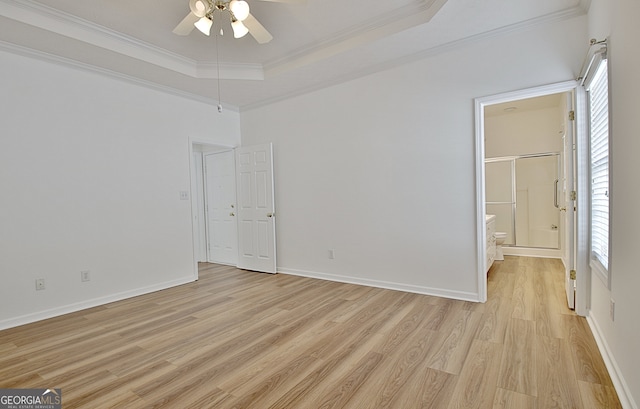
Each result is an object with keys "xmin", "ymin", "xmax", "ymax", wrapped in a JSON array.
[{"xmin": 495, "ymin": 232, "xmax": 507, "ymax": 261}]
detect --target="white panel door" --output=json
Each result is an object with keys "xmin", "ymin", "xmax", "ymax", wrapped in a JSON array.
[
  {"xmin": 236, "ymin": 143, "xmax": 276, "ymax": 273},
  {"xmin": 204, "ymin": 150, "xmax": 238, "ymax": 265}
]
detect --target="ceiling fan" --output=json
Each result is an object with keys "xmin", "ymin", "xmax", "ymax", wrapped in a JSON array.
[{"xmin": 173, "ymin": 0, "xmax": 305, "ymax": 44}]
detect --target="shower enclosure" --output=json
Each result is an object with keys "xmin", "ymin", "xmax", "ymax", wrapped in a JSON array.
[{"xmin": 485, "ymin": 153, "xmax": 561, "ymax": 249}]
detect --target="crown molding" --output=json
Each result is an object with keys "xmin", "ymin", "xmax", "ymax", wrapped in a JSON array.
[
  {"xmin": 0, "ymin": 39, "xmax": 240, "ymax": 112},
  {"xmin": 242, "ymin": 5, "xmax": 588, "ymax": 111},
  {"xmin": 1, "ymin": 0, "xmax": 589, "ymax": 112},
  {"xmin": 263, "ymin": 0, "xmax": 448, "ymax": 78},
  {"xmin": 0, "ymin": 0, "xmax": 264, "ymax": 81},
  {"xmin": 197, "ymin": 61, "xmax": 264, "ymax": 80},
  {"xmin": 0, "ymin": 0, "xmax": 449, "ymax": 81},
  {"xmin": 0, "ymin": 0, "xmax": 195, "ymax": 76}
]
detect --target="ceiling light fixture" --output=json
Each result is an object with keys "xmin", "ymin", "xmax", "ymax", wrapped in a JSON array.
[
  {"xmin": 194, "ymin": 17, "xmax": 213, "ymax": 36},
  {"xmin": 231, "ymin": 18, "xmax": 250, "ymax": 38},
  {"xmin": 190, "ymin": 0, "xmax": 250, "ymax": 38},
  {"xmin": 174, "ymin": 0, "xmax": 280, "ymax": 44}
]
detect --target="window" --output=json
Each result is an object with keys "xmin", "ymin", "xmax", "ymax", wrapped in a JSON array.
[{"xmin": 586, "ymin": 56, "xmax": 610, "ymax": 284}]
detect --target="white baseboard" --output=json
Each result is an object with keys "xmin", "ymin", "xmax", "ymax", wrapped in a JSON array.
[
  {"xmin": 502, "ymin": 246, "xmax": 563, "ymax": 258},
  {"xmin": 0, "ymin": 276, "xmax": 196, "ymax": 331},
  {"xmin": 277, "ymin": 267, "xmax": 481, "ymax": 302},
  {"xmin": 587, "ymin": 314, "xmax": 638, "ymax": 409}
]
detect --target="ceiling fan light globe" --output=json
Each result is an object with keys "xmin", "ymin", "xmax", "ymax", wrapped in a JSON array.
[
  {"xmin": 189, "ymin": 0, "xmax": 208, "ymax": 17},
  {"xmin": 229, "ymin": 0, "xmax": 250, "ymax": 21},
  {"xmin": 194, "ymin": 17, "xmax": 213, "ymax": 35},
  {"xmin": 231, "ymin": 20, "xmax": 249, "ymax": 38}
]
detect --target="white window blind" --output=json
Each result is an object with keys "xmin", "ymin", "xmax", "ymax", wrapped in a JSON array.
[{"xmin": 587, "ymin": 59, "xmax": 609, "ymax": 273}]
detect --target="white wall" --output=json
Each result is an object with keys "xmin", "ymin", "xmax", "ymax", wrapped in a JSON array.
[
  {"xmin": 240, "ymin": 16, "xmax": 586, "ymax": 300},
  {"xmin": 485, "ymin": 106, "xmax": 564, "ymax": 158},
  {"xmin": 0, "ymin": 50, "xmax": 240, "ymax": 329},
  {"xmin": 587, "ymin": 1, "xmax": 640, "ymax": 407}
]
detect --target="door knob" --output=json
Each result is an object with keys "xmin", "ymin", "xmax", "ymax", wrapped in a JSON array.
[
  {"xmin": 230, "ymin": 212, "xmax": 235, "ymax": 217},
  {"xmin": 267, "ymin": 212, "xmax": 274, "ymax": 218}
]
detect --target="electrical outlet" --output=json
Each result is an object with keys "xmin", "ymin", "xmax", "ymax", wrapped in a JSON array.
[
  {"xmin": 179, "ymin": 191, "xmax": 189, "ymax": 200},
  {"xmin": 610, "ymin": 299, "xmax": 615, "ymax": 321},
  {"xmin": 35, "ymin": 279, "xmax": 45, "ymax": 291},
  {"xmin": 328, "ymin": 249, "xmax": 335, "ymax": 259},
  {"xmin": 81, "ymin": 270, "xmax": 91, "ymax": 282}
]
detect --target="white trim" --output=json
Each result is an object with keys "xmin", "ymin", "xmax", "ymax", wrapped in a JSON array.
[
  {"xmin": 502, "ymin": 247, "xmax": 563, "ymax": 259},
  {"xmin": 587, "ymin": 314, "xmax": 638, "ymax": 409},
  {"xmin": 278, "ymin": 267, "xmax": 481, "ymax": 302},
  {"xmin": 0, "ymin": 276, "xmax": 195, "ymax": 331},
  {"xmin": 0, "ymin": 41, "xmax": 241, "ymax": 111},
  {"xmin": 475, "ymin": 97, "xmax": 488, "ymax": 303},
  {"xmin": 188, "ymin": 137, "xmax": 237, "ymax": 150},
  {"xmin": 1, "ymin": 0, "xmax": 588, "ymax": 87},
  {"xmin": 475, "ymin": 80, "xmax": 580, "ymax": 307},
  {"xmin": 574, "ymin": 86, "xmax": 591, "ymax": 316},
  {"xmin": 246, "ymin": 7, "xmax": 588, "ymax": 111},
  {"xmin": 0, "ymin": 0, "xmax": 588, "ymax": 112},
  {"xmin": 0, "ymin": 0, "xmax": 263, "ymax": 80},
  {"xmin": 264, "ymin": 0, "xmax": 447, "ymax": 77}
]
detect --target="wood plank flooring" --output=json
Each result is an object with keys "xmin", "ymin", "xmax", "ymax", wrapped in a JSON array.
[{"xmin": 0, "ymin": 257, "xmax": 621, "ymax": 408}]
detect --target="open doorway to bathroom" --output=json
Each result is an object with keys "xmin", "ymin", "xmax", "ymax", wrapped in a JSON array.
[
  {"xmin": 485, "ymin": 96, "xmax": 565, "ymax": 258},
  {"xmin": 475, "ymin": 81, "xmax": 579, "ymax": 310}
]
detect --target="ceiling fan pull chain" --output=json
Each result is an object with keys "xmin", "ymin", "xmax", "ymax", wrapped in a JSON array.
[{"xmin": 215, "ymin": 29, "xmax": 223, "ymax": 113}]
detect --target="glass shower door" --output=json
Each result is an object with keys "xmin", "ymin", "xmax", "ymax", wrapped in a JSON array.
[
  {"xmin": 485, "ymin": 154, "xmax": 560, "ymax": 249},
  {"xmin": 515, "ymin": 155, "xmax": 560, "ymax": 248}
]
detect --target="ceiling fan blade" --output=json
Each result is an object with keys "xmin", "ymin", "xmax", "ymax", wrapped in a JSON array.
[
  {"xmin": 173, "ymin": 12, "xmax": 199, "ymax": 35},
  {"xmin": 189, "ymin": 0, "xmax": 209, "ymax": 17},
  {"xmin": 244, "ymin": 13, "xmax": 273, "ymax": 44},
  {"xmin": 254, "ymin": 0, "xmax": 306, "ymax": 3}
]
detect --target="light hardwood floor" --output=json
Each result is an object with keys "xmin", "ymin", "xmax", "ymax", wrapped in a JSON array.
[{"xmin": 0, "ymin": 257, "xmax": 621, "ymax": 408}]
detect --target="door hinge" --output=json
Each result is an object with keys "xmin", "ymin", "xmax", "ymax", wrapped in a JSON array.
[
  {"xmin": 570, "ymin": 270, "xmax": 577, "ymax": 280},
  {"xmin": 568, "ymin": 110, "xmax": 575, "ymax": 121},
  {"xmin": 570, "ymin": 190, "xmax": 577, "ymax": 201}
]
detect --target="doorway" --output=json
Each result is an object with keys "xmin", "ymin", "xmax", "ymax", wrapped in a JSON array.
[
  {"xmin": 189, "ymin": 141, "xmax": 278, "ymax": 278},
  {"xmin": 190, "ymin": 140, "xmax": 237, "ymax": 277},
  {"xmin": 475, "ymin": 81, "xmax": 580, "ymax": 311}
]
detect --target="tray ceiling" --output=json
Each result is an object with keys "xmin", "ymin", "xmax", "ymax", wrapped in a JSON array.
[{"xmin": 0, "ymin": 0, "xmax": 588, "ymax": 110}]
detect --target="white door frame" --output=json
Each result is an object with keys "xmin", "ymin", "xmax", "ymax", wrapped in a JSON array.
[
  {"xmin": 474, "ymin": 80, "xmax": 588, "ymax": 316},
  {"xmin": 188, "ymin": 138, "xmax": 237, "ymax": 280}
]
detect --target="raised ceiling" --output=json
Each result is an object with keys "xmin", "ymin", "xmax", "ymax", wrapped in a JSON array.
[{"xmin": 0, "ymin": 0, "xmax": 588, "ymax": 110}]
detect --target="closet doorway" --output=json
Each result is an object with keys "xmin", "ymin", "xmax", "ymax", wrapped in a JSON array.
[
  {"xmin": 190, "ymin": 143, "xmax": 238, "ymax": 267},
  {"xmin": 190, "ymin": 142, "xmax": 278, "ymax": 277}
]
